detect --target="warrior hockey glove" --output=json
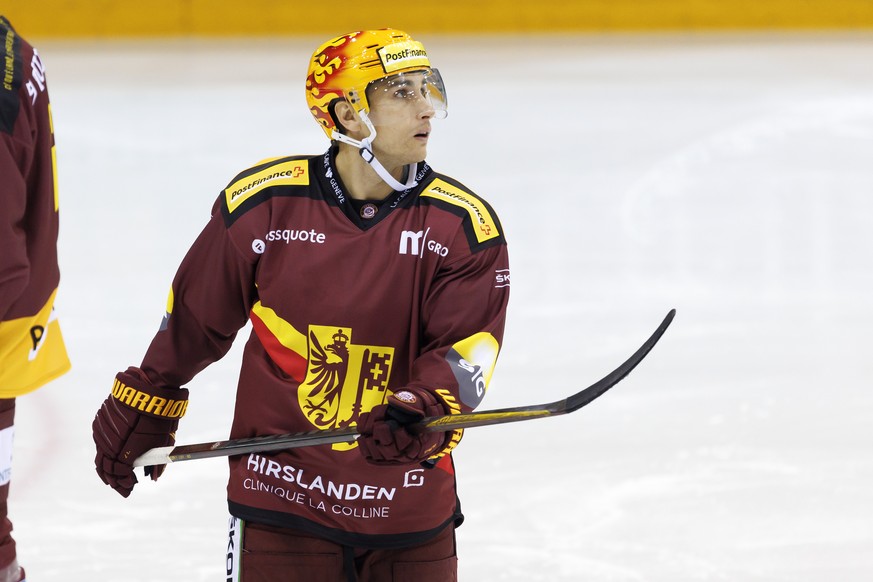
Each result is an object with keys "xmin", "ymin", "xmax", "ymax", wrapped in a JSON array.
[
  {"xmin": 92, "ymin": 368, "xmax": 188, "ymax": 497},
  {"xmin": 357, "ymin": 387, "xmax": 450, "ymax": 465}
]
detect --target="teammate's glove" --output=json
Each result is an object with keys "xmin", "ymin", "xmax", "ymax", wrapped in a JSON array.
[
  {"xmin": 92, "ymin": 368, "xmax": 189, "ymax": 497},
  {"xmin": 357, "ymin": 387, "xmax": 450, "ymax": 465}
]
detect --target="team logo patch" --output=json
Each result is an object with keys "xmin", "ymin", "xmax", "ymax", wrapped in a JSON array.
[
  {"xmin": 360, "ymin": 203, "xmax": 378, "ymax": 219},
  {"xmin": 393, "ymin": 390, "xmax": 417, "ymax": 404},
  {"xmin": 249, "ymin": 302, "xmax": 397, "ymax": 453},
  {"xmin": 297, "ymin": 326, "xmax": 395, "ymax": 449}
]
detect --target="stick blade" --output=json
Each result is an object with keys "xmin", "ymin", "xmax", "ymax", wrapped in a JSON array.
[{"xmin": 563, "ymin": 308, "xmax": 675, "ymax": 413}]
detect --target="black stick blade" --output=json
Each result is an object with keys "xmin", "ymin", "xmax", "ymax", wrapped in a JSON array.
[{"xmin": 562, "ymin": 308, "xmax": 675, "ymax": 413}]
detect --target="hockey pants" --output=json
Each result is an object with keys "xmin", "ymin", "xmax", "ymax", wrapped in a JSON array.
[{"xmin": 229, "ymin": 517, "xmax": 457, "ymax": 582}]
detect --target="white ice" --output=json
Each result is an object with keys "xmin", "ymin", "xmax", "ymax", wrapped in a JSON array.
[{"xmin": 11, "ymin": 32, "xmax": 873, "ymax": 580}]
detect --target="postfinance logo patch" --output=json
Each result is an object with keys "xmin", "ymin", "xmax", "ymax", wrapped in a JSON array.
[
  {"xmin": 422, "ymin": 179, "xmax": 500, "ymax": 244},
  {"xmin": 224, "ymin": 161, "xmax": 309, "ymax": 213},
  {"xmin": 377, "ymin": 41, "xmax": 430, "ymax": 74}
]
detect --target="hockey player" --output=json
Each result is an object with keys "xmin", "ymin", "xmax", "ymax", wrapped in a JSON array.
[
  {"xmin": 1, "ymin": 16, "xmax": 72, "ymax": 582},
  {"xmin": 92, "ymin": 29, "xmax": 509, "ymax": 581}
]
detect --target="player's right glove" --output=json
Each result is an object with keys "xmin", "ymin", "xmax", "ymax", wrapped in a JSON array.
[
  {"xmin": 357, "ymin": 387, "xmax": 450, "ymax": 465},
  {"xmin": 92, "ymin": 367, "xmax": 188, "ymax": 497}
]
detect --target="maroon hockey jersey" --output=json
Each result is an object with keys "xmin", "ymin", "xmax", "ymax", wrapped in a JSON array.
[
  {"xmin": 138, "ymin": 145, "xmax": 510, "ymax": 547},
  {"xmin": 0, "ymin": 17, "xmax": 70, "ymax": 396}
]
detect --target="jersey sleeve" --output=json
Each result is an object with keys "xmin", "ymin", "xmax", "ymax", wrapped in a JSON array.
[
  {"xmin": 0, "ymin": 131, "xmax": 29, "ymax": 320},
  {"xmin": 410, "ymin": 240, "xmax": 509, "ymax": 409},
  {"xmin": 0, "ymin": 22, "xmax": 28, "ymax": 321},
  {"xmin": 406, "ymin": 175, "xmax": 510, "ymax": 421},
  {"xmin": 136, "ymin": 154, "xmax": 308, "ymax": 389},
  {"xmin": 138, "ymin": 200, "xmax": 259, "ymax": 389},
  {"xmin": 406, "ymin": 231, "xmax": 509, "ymax": 460}
]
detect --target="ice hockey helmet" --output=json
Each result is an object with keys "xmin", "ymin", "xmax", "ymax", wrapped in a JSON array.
[{"xmin": 305, "ymin": 28, "xmax": 447, "ymax": 139}]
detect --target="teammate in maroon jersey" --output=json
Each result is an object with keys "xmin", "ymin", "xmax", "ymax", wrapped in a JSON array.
[
  {"xmin": 92, "ymin": 29, "xmax": 510, "ymax": 581},
  {"xmin": 1, "ymin": 16, "xmax": 72, "ymax": 582}
]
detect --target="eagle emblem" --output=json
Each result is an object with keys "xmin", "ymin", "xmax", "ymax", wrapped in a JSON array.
[{"xmin": 298, "ymin": 325, "xmax": 395, "ymax": 448}]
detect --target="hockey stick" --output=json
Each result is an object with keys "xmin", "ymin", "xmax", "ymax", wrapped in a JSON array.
[{"xmin": 134, "ymin": 308, "xmax": 675, "ymax": 468}]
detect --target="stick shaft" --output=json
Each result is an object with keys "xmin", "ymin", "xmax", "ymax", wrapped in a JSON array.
[{"xmin": 134, "ymin": 309, "xmax": 675, "ymax": 468}]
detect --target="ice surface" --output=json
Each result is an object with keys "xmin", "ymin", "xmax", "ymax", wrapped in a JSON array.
[{"xmin": 11, "ymin": 32, "xmax": 873, "ymax": 580}]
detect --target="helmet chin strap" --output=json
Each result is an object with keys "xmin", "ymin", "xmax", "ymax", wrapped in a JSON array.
[{"xmin": 331, "ymin": 112, "xmax": 419, "ymax": 192}]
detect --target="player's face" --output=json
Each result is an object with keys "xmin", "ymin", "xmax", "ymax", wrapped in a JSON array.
[{"xmin": 366, "ymin": 71, "xmax": 445, "ymax": 166}]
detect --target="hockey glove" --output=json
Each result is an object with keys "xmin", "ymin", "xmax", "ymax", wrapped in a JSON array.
[
  {"xmin": 357, "ymin": 387, "xmax": 450, "ymax": 465},
  {"xmin": 92, "ymin": 368, "xmax": 188, "ymax": 497}
]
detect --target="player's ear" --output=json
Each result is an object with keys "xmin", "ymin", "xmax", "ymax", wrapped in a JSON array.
[{"xmin": 333, "ymin": 100, "xmax": 363, "ymax": 135}]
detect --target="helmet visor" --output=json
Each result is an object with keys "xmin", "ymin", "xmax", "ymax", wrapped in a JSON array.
[{"xmin": 365, "ymin": 68, "xmax": 448, "ymax": 120}]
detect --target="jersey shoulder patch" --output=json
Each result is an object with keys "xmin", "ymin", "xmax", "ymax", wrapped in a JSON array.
[
  {"xmin": 420, "ymin": 174, "xmax": 505, "ymax": 251},
  {"xmin": 0, "ymin": 17, "xmax": 23, "ymax": 135},
  {"xmin": 220, "ymin": 155, "xmax": 312, "ymax": 224}
]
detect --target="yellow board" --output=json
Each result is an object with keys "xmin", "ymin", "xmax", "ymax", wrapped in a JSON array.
[{"xmin": 5, "ymin": 1, "xmax": 873, "ymax": 38}]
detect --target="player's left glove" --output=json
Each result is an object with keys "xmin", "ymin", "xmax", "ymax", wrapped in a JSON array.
[
  {"xmin": 92, "ymin": 368, "xmax": 188, "ymax": 497},
  {"xmin": 357, "ymin": 387, "xmax": 450, "ymax": 465}
]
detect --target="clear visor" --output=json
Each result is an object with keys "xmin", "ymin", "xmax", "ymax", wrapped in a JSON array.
[{"xmin": 365, "ymin": 68, "xmax": 448, "ymax": 119}]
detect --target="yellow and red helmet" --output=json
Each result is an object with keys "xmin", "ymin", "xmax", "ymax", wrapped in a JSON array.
[{"xmin": 305, "ymin": 29, "xmax": 447, "ymax": 139}]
